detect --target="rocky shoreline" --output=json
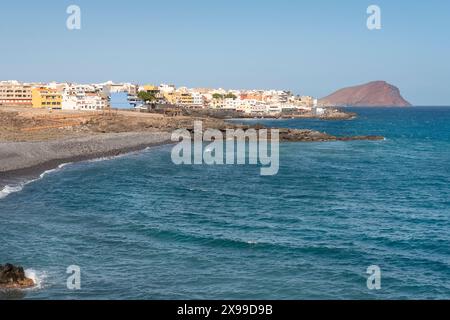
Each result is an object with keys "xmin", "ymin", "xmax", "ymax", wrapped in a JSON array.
[
  {"xmin": 182, "ymin": 108, "xmax": 356, "ymax": 121},
  {"xmin": 0, "ymin": 264, "xmax": 34, "ymax": 289},
  {"xmin": 277, "ymin": 128, "xmax": 383, "ymax": 142}
]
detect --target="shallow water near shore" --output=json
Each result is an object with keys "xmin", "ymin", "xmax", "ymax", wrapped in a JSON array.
[{"xmin": 1, "ymin": 107, "xmax": 449, "ymax": 299}]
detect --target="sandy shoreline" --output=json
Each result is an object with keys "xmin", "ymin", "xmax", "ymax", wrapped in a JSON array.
[{"xmin": 0, "ymin": 132, "xmax": 172, "ymax": 189}]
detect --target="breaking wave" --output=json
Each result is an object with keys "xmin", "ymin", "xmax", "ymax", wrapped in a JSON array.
[
  {"xmin": 24, "ymin": 269, "xmax": 47, "ymax": 290},
  {"xmin": 0, "ymin": 163, "xmax": 71, "ymax": 200}
]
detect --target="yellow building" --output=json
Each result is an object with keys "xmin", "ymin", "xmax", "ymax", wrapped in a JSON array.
[
  {"xmin": 163, "ymin": 92, "xmax": 177, "ymax": 104},
  {"xmin": 143, "ymin": 84, "xmax": 158, "ymax": 92},
  {"xmin": 32, "ymin": 87, "xmax": 62, "ymax": 109},
  {"xmin": 142, "ymin": 84, "xmax": 165, "ymax": 101},
  {"xmin": 177, "ymin": 92, "xmax": 193, "ymax": 105}
]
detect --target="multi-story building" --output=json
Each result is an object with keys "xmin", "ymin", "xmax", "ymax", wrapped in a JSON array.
[
  {"xmin": 265, "ymin": 90, "xmax": 289, "ymax": 104},
  {"xmin": 62, "ymin": 85, "xmax": 109, "ymax": 111},
  {"xmin": 298, "ymin": 96, "xmax": 314, "ymax": 108},
  {"xmin": 159, "ymin": 84, "xmax": 176, "ymax": 93},
  {"xmin": 127, "ymin": 84, "xmax": 139, "ymax": 96},
  {"xmin": 32, "ymin": 87, "xmax": 62, "ymax": 109},
  {"xmin": 0, "ymin": 81, "xmax": 32, "ymax": 106},
  {"xmin": 209, "ymin": 98, "xmax": 224, "ymax": 109},
  {"xmin": 236, "ymin": 99, "xmax": 268, "ymax": 114},
  {"xmin": 240, "ymin": 92, "xmax": 264, "ymax": 102},
  {"xmin": 267, "ymin": 104, "xmax": 282, "ymax": 114},
  {"xmin": 62, "ymin": 93, "xmax": 108, "ymax": 111},
  {"xmin": 191, "ymin": 92, "xmax": 205, "ymax": 108},
  {"xmin": 78, "ymin": 93, "xmax": 109, "ymax": 111},
  {"xmin": 99, "ymin": 81, "xmax": 137, "ymax": 94},
  {"xmin": 176, "ymin": 92, "xmax": 193, "ymax": 106},
  {"xmin": 163, "ymin": 91, "xmax": 177, "ymax": 104},
  {"xmin": 64, "ymin": 84, "xmax": 97, "ymax": 96},
  {"xmin": 223, "ymin": 98, "xmax": 241, "ymax": 110},
  {"xmin": 143, "ymin": 85, "xmax": 160, "ymax": 95},
  {"xmin": 62, "ymin": 94, "xmax": 78, "ymax": 111},
  {"xmin": 142, "ymin": 84, "xmax": 166, "ymax": 102}
]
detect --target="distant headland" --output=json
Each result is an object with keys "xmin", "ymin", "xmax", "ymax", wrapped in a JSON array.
[{"xmin": 320, "ymin": 81, "xmax": 412, "ymax": 107}]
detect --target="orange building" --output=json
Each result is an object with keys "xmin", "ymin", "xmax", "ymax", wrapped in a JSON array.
[
  {"xmin": 32, "ymin": 87, "xmax": 62, "ymax": 109},
  {"xmin": 240, "ymin": 93, "xmax": 263, "ymax": 101}
]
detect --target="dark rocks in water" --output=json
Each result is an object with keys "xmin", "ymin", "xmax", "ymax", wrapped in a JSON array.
[
  {"xmin": 0, "ymin": 264, "xmax": 34, "ymax": 289},
  {"xmin": 184, "ymin": 126, "xmax": 384, "ymax": 143},
  {"xmin": 277, "ymin": 129, "xmax": 384, "ymax": 142},
  {"xmin": 337, "ymin": 135, "xmax": 385, "ymax": 141}
]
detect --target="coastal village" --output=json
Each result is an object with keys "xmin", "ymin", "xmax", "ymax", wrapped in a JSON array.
[
  {"xmin": 0, "ymin": 78, "xmax": 379, "ymax": 181},
  {"xmin": 0, "ymin": 80, "xmax": 331, "ymax": 117}
]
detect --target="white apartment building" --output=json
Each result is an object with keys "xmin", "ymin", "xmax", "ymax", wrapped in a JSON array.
[
  {"xmin": 209, "ymin": 99, "xmax": 224, "ymax": 109},
  {"xmin": 265, "ymin": 90, "xmax": 289, "ymax": 104},
  {"xmin": 313, "ymin": 107, "xmax": 326, "ymax": 116},
  {"xmin": 78, "ymin": 94, "xmax": 108, "ymax": 110},
  {"xmin": 267, "ymin": 104, "xmax": 282, "ymax": 114},
  {"xmin": 66, "ymin": 84, "xmax": 97, "ymax": 95},
  {"xmin": 63, "ymin": 94, "xmax": 108, "ymax": 111},
  {"xmin": 223, "ymin": 98, "xmax": 241, "ymax": 110},
  {"xmin": 191, "ymin": 92, "xmax": 205, "ymax": 107},
  {"xmin": 235, "ymin": 99, "xmax": 268, "ymax": 114},
  {"xmin": 159, "ymin": 84, "xmax": 176, "ymax": 93},
  {"xmin": 62, "ymin": 85, "xmax": 108, "ymax": 111},
  {"xmin": 99, "ymin": 81, "xmax": 136, "ymax": 94}
]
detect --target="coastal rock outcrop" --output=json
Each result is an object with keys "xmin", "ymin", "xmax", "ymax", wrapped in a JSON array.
[
  {"xmin": 0, "ymin": 264, "xmax": 34, "ymax": 289},
  {"xmin": 277, "ymin": 129, "xmax": 384, "ymax": 142},
  {"xmin": 320, "ymin": 81, "xmax": 411, "ymax": 107}
]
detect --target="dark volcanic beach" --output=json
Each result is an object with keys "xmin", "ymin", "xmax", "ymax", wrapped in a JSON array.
[
  {"xmin": 0, "ymin": 132, "xmax": 172, "ymax": 190},
  {"xmin": 0, "ymin": 106, "xmax": 383, "ymax": 194}
]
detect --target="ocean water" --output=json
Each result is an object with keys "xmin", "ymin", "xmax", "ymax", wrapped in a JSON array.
[{"xmin": 0, "ymin": 107, "xmax": 449, "ymax": 300}]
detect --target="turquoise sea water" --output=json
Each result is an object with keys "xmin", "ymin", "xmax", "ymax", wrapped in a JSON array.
[{"xmin": 1, "ymin": 107, "xmax": 449, "ymax": 300}]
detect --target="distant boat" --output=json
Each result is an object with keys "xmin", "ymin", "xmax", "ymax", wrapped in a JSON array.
[{"xmin": 127, "ymin": 94, "xmax": 143, "ymax": 107}]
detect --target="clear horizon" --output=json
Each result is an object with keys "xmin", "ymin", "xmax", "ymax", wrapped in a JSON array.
[{"xmin": 1, "ymin": 0, "xmax": 449, "ymax": 105}]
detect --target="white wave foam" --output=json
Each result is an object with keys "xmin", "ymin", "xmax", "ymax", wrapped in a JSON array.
[
  {"xmin": 86, "ymin": 153, "xmax": 128, "ymax": 163},
  {"xmin": 25, "ymin": 269, "xmax": 47, "ymax": 290},
  {"xmin": 0, "ymin": 185, "xmax": 24, "ymax": 199},
  {"xmin": 86, "ymin": 147, "xmax": 160, "ymax": 163},
  {"xmin": 87, "ymin": 157, "xmax": 114, "ymax": 163},
  {"xmin": 39, "ymin": 169, "xmax": 57, "ymax": 179},
  {"xmin": 1, "ymin": 152, "xmax": 138, "ymax": 200},
  {"xmin": 0, "ymin": 162, "xmax": 72, "ymax": 200},
  {"xmin": 0, "ymin": 146, "xmax": 160, "ymax": 200}
]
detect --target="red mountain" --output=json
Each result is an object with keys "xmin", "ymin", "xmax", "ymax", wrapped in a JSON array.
[{"xmin": 320, "ymin": 81, "xmax": 411, "ymax": 107}]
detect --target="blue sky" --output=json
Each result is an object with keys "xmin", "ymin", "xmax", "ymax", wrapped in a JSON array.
[{"xmin": 0, "ymin": 0, "xmax": 449, "ymax": 105}]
